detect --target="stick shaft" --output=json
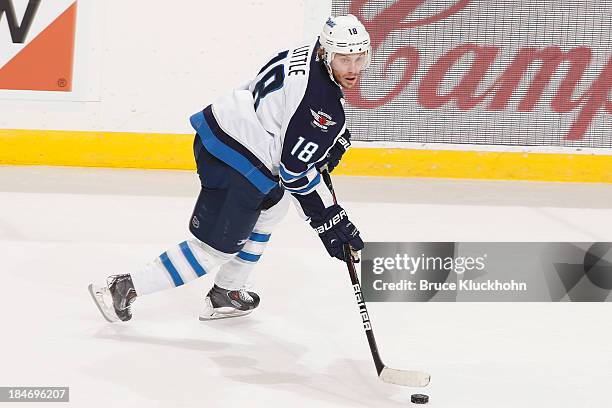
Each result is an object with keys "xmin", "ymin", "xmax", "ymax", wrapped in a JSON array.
[{"xmin": 321, "ymin": 171, "xmax": 385, "ymax": 375}]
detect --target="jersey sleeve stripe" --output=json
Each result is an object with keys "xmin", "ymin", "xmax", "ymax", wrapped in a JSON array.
[
  {"xmin": 281, "ymin": 175, "xmax": 309, "ymax": 190},
  {"xmin": 279, "ymin": 163, "xmax": 313, "ymax": 181},
  {"xmin": 283, "ymin": 173, "xmax": 321, "ymax": 194},
  {"xmin": 280, "ymin": 167, "xmax": 314, "ymax": 189}
]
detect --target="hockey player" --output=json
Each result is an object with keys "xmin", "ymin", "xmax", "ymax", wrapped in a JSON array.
[{"xmin": 89, "ymin": 15, "xmax": 370, "ymax": 322}]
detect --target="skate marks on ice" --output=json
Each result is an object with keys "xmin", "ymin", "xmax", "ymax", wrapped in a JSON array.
[
  {"xmin": 84, "ymin": 317, "xmax": 417, "ymax": 407},
  {"xmin": 2, "ymin": 166, "xmax": 610, "ymax": 209},
  {"xmin": 0, "ymin": 166, "xmax": 199, "ymax": 197},
  {"xmin": 332, "ymin": 176, "xmax": 612, "ymax": 209}
]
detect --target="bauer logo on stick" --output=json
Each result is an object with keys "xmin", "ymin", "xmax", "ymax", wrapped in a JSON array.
[{"xmin": 353, "ymin": 284, "xmax": 372, "ymax": 331}]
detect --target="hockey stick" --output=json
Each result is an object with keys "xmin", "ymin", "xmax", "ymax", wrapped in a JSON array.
[{"xmin": 321, "ymin": 170, "xmax": 430, "ymax": 387}]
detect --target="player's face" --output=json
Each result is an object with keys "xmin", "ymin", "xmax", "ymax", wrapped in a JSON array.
[{"xmin": 331, "ymin": 52, "xmax": 367, "ymax": 89}]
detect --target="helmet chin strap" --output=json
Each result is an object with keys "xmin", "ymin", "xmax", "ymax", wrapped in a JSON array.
[{"xmin": 319, "ymin": 49, "xmax": 342, "ymax": 87}]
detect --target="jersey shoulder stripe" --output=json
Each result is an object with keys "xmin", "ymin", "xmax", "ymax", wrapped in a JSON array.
[{"xmin": 190, "ymin": 106, "xmax": 278, "ymax": 194}]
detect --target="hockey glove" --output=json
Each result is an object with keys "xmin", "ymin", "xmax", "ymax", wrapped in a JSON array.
[
  {"xmin": 310, "ymin": 204, "xmax": 364, "ymax": 262},
  {"xmin": 315, "ymin": 131, "xmax": 351, "ymax": 173}
]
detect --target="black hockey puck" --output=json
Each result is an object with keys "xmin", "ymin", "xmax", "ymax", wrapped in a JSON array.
[{"xmin": 411, "ymin": 394, "xmax": 429, "ymax": 404}]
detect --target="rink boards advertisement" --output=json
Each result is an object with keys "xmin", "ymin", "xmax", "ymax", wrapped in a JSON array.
[
  {"xmin": 0, "ymin": 0, "xmax": 609, "ymax": 183},
  {"xmin": 332, "ymin": 0, "xmax": 612, "ymax": 149},
  {"xmin": 361, "ymin": 242, "xmax": 612, "ymax": 302},
  {"xmin": 0, "ymin": 0, "xmax": 101, "ymax": 100}
]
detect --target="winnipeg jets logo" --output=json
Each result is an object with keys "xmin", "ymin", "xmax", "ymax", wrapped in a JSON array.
[
  {"xmin": 325, "ymin": 18, "xmax": 336, "ymax": 28},
  {"xmin": 310, "ymin": 109, "xmax": 336, "ymax": 132}
]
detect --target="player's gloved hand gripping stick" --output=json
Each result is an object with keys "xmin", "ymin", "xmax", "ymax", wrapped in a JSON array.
[
  {"xmin": 321, "ymin": 170, "xmax": 431, "ymax": 387},
  {"xmin": 315, "ymin": 131, "xmax": 351, "ymax": 174},
  {"xmin": 310, "ymin": 203, "xmax": 363, "ymax": 262}
]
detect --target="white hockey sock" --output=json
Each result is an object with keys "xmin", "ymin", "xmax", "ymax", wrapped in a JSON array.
[
  {"xmin": 214, "ymin": 193, "xmax": 290, "ymax": 291},
  {"xmin": 215, "ymin": 231, "xmax": 271, "ymax": 290},
  {"xmin": 131, "ymin": 239, "xmax": 233, "ymax": 295}
]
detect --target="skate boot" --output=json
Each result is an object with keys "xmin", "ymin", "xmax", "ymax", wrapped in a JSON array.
[
  {"xmin": 199, "ymin": 284, "xmax": 260, "ymax": 321},
  {"xmin": 88, "ymin": 274, "xmax": 137, "ymax": 322}
]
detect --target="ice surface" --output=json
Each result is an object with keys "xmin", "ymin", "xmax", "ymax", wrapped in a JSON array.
[{"xmin": 1, "ymin": 166, "xmax": 611, "ymax": 407}]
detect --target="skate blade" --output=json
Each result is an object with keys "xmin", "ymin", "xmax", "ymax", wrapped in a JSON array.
[
  {"xmin": 88, "ymin": 283, "xmax": 119, "ymax": 323},
  {"xmin": 198, "ymin": 309, "xmax": 253, "ymax": 321},
  {"xmin": 199, "ymin": 297, "xmax": 253, "ymax": 321}
]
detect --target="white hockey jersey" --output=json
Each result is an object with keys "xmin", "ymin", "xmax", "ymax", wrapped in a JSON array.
[{"xmin": 190, "ymin": 40, "xmax": 349, "ymax": 222}]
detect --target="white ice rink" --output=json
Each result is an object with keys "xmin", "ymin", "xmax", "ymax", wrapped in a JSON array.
[{"xmin": 1, "ymin": 165, "xmax": 611, "ymax": 408}]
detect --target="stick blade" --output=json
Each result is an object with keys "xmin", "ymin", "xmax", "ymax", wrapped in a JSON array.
[{"xmin": 379, "ymin": 367, "xmax": 430, "ymax": 387}]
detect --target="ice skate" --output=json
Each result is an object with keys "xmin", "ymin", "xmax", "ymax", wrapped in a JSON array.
[
  {"xmin": 199, "ymin": 284, "xmax": 260, "ymax": 321},
  {"xmin": 88, "ymin": 274, "xmax": 137, "ymax": 322}
]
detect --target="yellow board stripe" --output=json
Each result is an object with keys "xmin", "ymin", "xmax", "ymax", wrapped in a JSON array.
[
  {"xmin": 334, "ymin": 148, "xmax": 612, "ymax": 183},
  {"xmin": 1, "ymin": 129, "xmax": 611, "ymax": 183},
  {"xmin": 0, "ymin": 129, "xmax": 195, "ymax": 169}
]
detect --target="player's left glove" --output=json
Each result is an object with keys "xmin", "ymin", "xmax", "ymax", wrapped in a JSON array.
[
  {"xmin": 310, "ymin": 204, "xmax": 364, "ymax": 262},
  {"xmin": 315, "ymin": 130, "xmax": 351, "ymax": 173}
]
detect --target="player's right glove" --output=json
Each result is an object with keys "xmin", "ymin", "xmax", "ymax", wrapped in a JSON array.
[{"xmin": 310, "ymin": 204, "xmax": 364, "ymax": 261}]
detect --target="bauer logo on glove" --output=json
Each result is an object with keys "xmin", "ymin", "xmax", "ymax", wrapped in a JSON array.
[
  {"xmin": 314, "ymin": 208, "xmax": 347, "ymax": 233},
  {"xmin": 311, "ymin": 204, "xmax": 364, "ymax": 262}
]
